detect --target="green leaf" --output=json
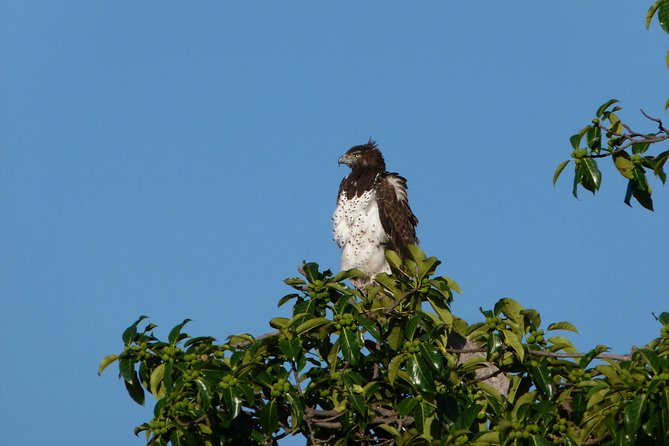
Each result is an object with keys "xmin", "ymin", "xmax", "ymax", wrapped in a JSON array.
[
  {"xmin": 388, "ymin": 353, "xmax": 406, "ymax": 386},
  {"xmin": 572, "ymin": 162, "xmax": 583, "ymax": 198},
  {"xmin": 647, "ymin": 0, "xmax": 663, "ymax": 29},
  {"xmin": 632, "ymin": 142, "xmax": 651, "ymax": 155},
  {"xmin": 279, "ymin": 338, "xmax": 301, "ymax": 361},
  {"xmin": 406, "ymin": 314, "xmax": 422, "ymax": 341},
  {"xmin": 607, "ymin": 113, "xmax": 622, "ymax": 135},
  {"xmin": 529, "ymin": 363, "xmax": 555, "ymax": 400},
  {"xmin": 149, "ymin": 363, "xmax": 165, "ymax": 399},
  {"xmin": 387, "ymin": 324, "xmax": 405, "ymax": 351},
  {"xmin": 569, "ymin": 131, "xmax": 585, "ymax": 150},
  {"xmin": 472, "ymin": 432, "xmax": 501, "ymax": 445},
  {"xmin": 385, "ymin": 249, "xmax": 403, "ymax": 272},
  {"xmin": 326, "ymin": 342, "xmax": 340, "ymax": 368},
  {"xmin": 636, "ymin": 349, "xmax": 661, "ymax": 374},
  {"xmin": 269, "ymin": 317, "xmax": 290, "ymax": 329},
  {"xmin": 260, "ymin": 400, "xmax": 278, "ymax": 434},
  {"xmin": 118, "ymin": 357, "xmax": 135, "ymax": 383},
  {"xmin": 124, "ymin": 370, "xmax": 145, "ymax": 405},
  {"xmin": 624, "ymin": 179, "xmax": 635, "ymax": 207},
  {"xmin": 659, "ymin": 0, "xmax": 669, "ymax": 33},
  {"xmin": 614, "ymin": 152, "xmax": 635, "ymax": 179},
  {"xmin": 446, "ymin": 276, "xmax": 462, "ymax": 295},
  {"xmin": 223, "ymin": 388, "xmax": 243, "ymax": 419},
  {"xmin": 596, "ymin": 99, "xmax": 619, "ymax": 117},
  {"xmin": 407, "ymin": 354, "xmax": 435, "ymax": 394},
  {"xmin": 586, "ymin": 126, "xmax": 601, "ymax": 152},
  {"xmin": 285, "ymin": 393, "xmax": 304, "ymax": 431},
  {"xmin": 528, "ymin": 436, "xmax": 553, "ymax": 446},
  {"xmin": 398, "ymin": 398, "xmax": 417, "ymax": 417},
  {"xmin": 354, "ymin": 313, "xmax": 380, "ymax": 339},
  {"xmin": 407, "ymin": 244, "xmax": 426, "ymax": 263},
  {"xmin": 486, "ymin": 333, "xmax": 503, "ymax": 360},
  {"xmin": 169, "ymin": 430, "xmax": 184, "ymax": 446},
  {"xmin": 416, "ymin": 256, "xmax": 440, "ymax": 279},
  {"xmin": 654, "ymin": 150, "xmax": 669, "ymax": 183},
  {"xmin": 349, "ymin": 393, "xmax": 366, "ymax": 416},
  {"xmin": 624, "ymin": 394, "xmax": 647, "ymax": 442},
  {"xmin": 495, "ymin": 297, "xmax": 523, "ymax": 322},
  {"xmin": 98, "ymin": 354, "xmax": 118, "ymax": 375},
  {"xmin": 338, "ymin": 328, "xmax": 361, "ymax": 365},
  {"xmin": 656, "ymin": 312, "xmax": 669, "ymax": 325},
  {"xmin": 419, "ymin": 343, "xmax": 443, "ymax": 373},
  {"xmin": 580, "ymin": 157, "xmax": 601, "ymax": 193},
  {"xmin": 163, "ymin": 362, "xmax": 174, "ymax": 393},
  {"xmin": 547, "ymin": 321, "xmax": 579, "ymax": 333},
  {"xmin": 332, "ymin": 268, "xmax": 364, "ymax": 282},
  {"xmin": 502, "ymin": 329, "xmax": 524, "ymax": 362},
  {"xmin": 629, "ymin": 167, "xmax": 654, "ymax": 211},
  {"xmin": 295, "ymin": 317, "xmax": 331, "ymax": 335},
  {"xmin": 122, "ymin": 315, "xmax": 149, "ymax": 345},
  {"xmin": 426, "ymin": 294, "xmax": 453, "ymax": 327},
  {"xmin": 284, "ymin": 277, "xmax": 306, "ymax": 286},
  {"xmin": 412, "ymin": 402, "xmax": 431, "ymax": 434},
  {"xmin": 301, "ymin": 262, "xmax": 320, "ymax": 282},
  {"xmin": 277, "ymin": 294, "xmax": 299, "ymax": 307},
  {"xmin": 168, "ymin": 319, "xmax": 192, "ymax": 345},
  {"xmin": 376, "ymin": 424, "xmax": 400, "ymax": 437},
  {"xmin": 195, "ymin": 378, "xmax": 212, "ymax": 410},
  {"xmin": 227, "ymin": 333, "xmax": 255, "ymax": 346},
  {"xmin": 184, "ymin": 336, "xmax": 215, "ymax": 348},
  {"xmin": 553, "ymin": 160, "xmax": 570, "ymax": 185}
]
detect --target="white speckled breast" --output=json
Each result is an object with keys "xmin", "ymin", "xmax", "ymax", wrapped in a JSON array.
[{"xmin": 333, "ymin": 189, "xmax": 389, "ymax": 276}]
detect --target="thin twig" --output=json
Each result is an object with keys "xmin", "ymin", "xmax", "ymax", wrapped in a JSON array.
[
  {"xmin": 528, "ymin": 349, "xmax": 631, "ymax": 362},
  {"xmin": 640, "ymin": 109, "xmax": 668, "ymax": 134},
  {"xmin": 466, "ymin": 368, "xmax": 504, "ymax": 385},
  {"xmin": 383, "ymin": 289, "xmax": 417, "ymax": 315}
]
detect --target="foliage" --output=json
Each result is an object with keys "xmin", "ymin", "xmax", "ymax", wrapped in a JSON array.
[
  {"xmin": 554, "ymin": 1, "xmax": 669, "ymax": 210},
  {"xmin": 101, "ymin": 247, "xmax": 669, "ymax": 446},
  {"xmin": 553, "ymin": 101, "xmax": 669, "ymax": 210}
]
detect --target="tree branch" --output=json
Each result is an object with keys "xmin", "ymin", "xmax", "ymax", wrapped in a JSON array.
[
  {"xmin": 446, "ymin": 347, "xmax": 632, "ymax": 361},
  {"xmin": 588, "ymin": 109, "xmax": 669, "ymax": 158}
]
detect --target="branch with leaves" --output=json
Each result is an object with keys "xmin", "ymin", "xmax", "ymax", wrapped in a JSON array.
[
  {"xmin": 553, "ymin": 1, "xmax": 669, "ymax": 210},
  {"xmin": 554, "ymin": 100, "xmax": 668, "ymax": 210}
]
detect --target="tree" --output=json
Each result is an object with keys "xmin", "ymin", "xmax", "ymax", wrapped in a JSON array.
[{"xmin": 101, "ymin": 3, "xmax": 669, "ymax": 445}]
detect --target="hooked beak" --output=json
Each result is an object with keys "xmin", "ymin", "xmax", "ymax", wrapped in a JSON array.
[{"xmin": 338, "ymin": 154, "xmax": 352, "ymax": 166}]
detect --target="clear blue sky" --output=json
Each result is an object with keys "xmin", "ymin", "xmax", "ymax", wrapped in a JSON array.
[{"xmin": 1, "ymin": 2, "xmax": 667, "ymax": 445}]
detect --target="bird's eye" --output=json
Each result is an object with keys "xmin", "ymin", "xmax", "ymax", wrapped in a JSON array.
[{"xmin": 355, "ymin": 153, "xmax": 362, "ymax": 158}]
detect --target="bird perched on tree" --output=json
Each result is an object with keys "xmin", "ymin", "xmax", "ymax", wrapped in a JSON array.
[{"xmin": 333, "ymin": 140, "xmax": 419, "ymax": 283}]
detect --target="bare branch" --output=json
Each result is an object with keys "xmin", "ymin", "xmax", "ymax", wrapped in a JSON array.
[{"xmin": 640, "ymin": 109, "xmax": 668, "ymax": 134}]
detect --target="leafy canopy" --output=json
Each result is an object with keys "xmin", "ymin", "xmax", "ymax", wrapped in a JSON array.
[{"xmin": 101, "ymin": 246, "xmax": 669, "ymax": 446}]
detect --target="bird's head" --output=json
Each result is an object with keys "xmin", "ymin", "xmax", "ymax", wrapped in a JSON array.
[{"xmin": 338, "ymin": 139, "xmax": 386, "ymax": 172}]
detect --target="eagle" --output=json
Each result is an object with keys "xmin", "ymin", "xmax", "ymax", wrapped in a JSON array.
[{"xmin": 333, "ymin": 140, "xmax": 419, "ymax": 282}]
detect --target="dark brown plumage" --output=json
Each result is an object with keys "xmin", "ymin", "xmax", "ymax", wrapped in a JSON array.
[{"xmin": 333, "ymin": 140, "xmax": 419, "ymax": 278}]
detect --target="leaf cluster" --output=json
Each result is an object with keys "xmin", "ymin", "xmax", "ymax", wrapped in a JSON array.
[
  {"xmin": 554, "ymin": 101, "xmax": 668, "ymax": 210},
  {"xmin": 101, "ymin": 247, "xmax": 669, "ymax": 446}
]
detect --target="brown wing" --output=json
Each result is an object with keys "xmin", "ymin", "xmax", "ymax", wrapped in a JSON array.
[{"xmin": 375, "ymin": 172, "xmax": 419, "ymax": 258}]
